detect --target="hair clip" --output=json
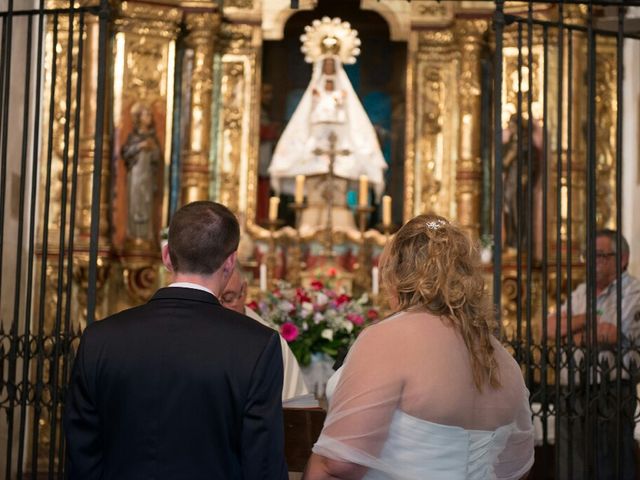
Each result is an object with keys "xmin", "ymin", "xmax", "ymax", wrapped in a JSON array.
[{"xmin": 425, "ymin": 219, "xmax": 447, "ymax": 231}]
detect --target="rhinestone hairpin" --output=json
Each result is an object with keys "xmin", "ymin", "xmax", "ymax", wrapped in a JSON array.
[{"xmin": 425, "ymin": 219, "xmax": 447, "ymax": 231}]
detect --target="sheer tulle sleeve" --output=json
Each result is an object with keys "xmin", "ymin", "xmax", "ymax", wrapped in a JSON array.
[
  {"xmin": 312, "ymin": 319, "xmax": 404, "ymax": 471},
  {"xmin": 312, "ymin": 312, "xmax": 535, "ymax": 478},
  {"xmin": 494, "ymin": 386, "xmax": 535, "ymax": 480}
]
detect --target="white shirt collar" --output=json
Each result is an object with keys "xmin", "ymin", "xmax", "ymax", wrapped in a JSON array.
[{"xmin": 168, "ymin": 282, "xmax": 214, "ymax": 296}]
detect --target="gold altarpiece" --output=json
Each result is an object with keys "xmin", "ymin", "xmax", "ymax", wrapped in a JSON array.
[
  {"xmin": 34, "ymin": 0, "xmax": 620, "ymax": 330},
  {"xmin": 30, "ymin": 0, "xmax": 620, "ymax": 468}
]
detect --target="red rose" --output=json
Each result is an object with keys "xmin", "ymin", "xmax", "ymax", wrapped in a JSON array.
[
  {"xmin": 367, "ymin": 309, "xmax": 379, "ymax": 320},
  {"xmin": 311, "ymin": 280, "xmax": 324, "ymax": 290},
  {"xmin": 246, "ymin": 300, "xmax": 259, "ymax": 311},
  {"xmin": 335, "ymin": 294, "xmax": 350, "ymax": 306}
]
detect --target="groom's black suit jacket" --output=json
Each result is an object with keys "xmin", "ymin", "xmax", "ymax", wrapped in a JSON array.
[{"xmin": 64, "ymin": 287, "xmax": 287, "ymax": 480}]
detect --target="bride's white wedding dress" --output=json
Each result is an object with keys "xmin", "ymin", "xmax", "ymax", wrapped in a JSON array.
[{"xmin": 312, "ymin": 311, "xmax": 535, "ymax": 480}]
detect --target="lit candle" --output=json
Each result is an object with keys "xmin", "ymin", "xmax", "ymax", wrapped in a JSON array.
[
  {"xmin": 371, "ymin": 266, "xmax": 379, "ymax": 295},
  {"xmin": 259, "ymin": 263, "xmax": 267, "ymax": 291},
  {"xmin": 268, "ymin": 196, "xmax": 280, "ymax": 221},
  {"xmin": 382, "ymin": 195, "xmax": 392, "ymax": 227},
  {"xmin": 358, "ymin": 175, "xmax": 368, "ymax": 207},
  {"xmin": 294, "ymin": 175, "xmax": 305, "ymax": 204}
]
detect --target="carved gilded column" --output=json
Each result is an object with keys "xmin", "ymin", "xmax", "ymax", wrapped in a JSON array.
[
  {"xmin": 594, "ymin": 36, "xmax": 617, "ymax": 229},
  {"xmin": 214, "ymin": 22, "xmax": 261, "ymax": 221},
  {"xmin": 408, "ymin": 29, "xmax": 459, "ymax": 220},
  {"xmin": 181, "ymin": 11, "xmax": 221, "ymax": 205},
  {"xmin": 455, "ymin": 19, "xmax": 488, "ymax": 240}
]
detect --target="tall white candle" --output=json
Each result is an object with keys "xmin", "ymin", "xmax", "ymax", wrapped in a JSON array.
[
  {"xmin": 259, "ymin": 263, "xmax": 267, "ymax": 292},
  {"xmin": 371, "ymin": 266, "xmax": 379, "ymax": 295},
  {"xmin": 382, "ymin": 195, "xmax": 392, "ymax": 227},
  {"xmin": 358, "ymin": 175, "xmax": 368, "ymax": 207},
  {"xmin": 268, "ymin": 196, "xmax": 280, "ymax": 221},
  {"xmin": 294, "ymin": 175, "xmax": 305, "ymax": 204}
]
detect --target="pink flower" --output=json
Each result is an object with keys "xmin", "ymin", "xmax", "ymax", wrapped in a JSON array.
[
  {"xmin": 280, "ymin": 322, "xmax": 299, "ymax": 342},
  {"xmin": 347, "ymin": 313, "xmax": 364, "ymax": 326},
  {"xmin": 327, "ymin": 268, "xmax": 337, "ymax": 278}
]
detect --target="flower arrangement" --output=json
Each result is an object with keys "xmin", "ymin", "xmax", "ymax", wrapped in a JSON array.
[{"xmin": 248, "ymin": 280, "xmax": 379, "ymax": 366}]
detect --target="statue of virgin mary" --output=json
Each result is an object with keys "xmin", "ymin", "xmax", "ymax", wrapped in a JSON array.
[{"xmin": 268, "ymin": 18, "xmax": 387, "ymax": 234}]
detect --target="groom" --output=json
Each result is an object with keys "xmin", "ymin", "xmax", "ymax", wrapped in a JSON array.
[{"xmin": 64, "ymin": 201, "xmax": 288, "ymax": 479}]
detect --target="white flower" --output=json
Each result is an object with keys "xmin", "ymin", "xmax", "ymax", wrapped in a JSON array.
[
  {"xmin": 301, "ymin": 301, "xmax": 314, "ymax": 316},
  {"xmin": 278, "ymin": 300, "xmax": 294, "ymax": 312},
  {"xmin": 342, "ymin": 320, "xmax": 354, "ymax": 333},
  {"xmin": 321, "ymin": 328, "xmax": 334, "ymax": 341},
  {"xmin": 302, "ymin": 321, "xmax": 309, "ymax": 331},
  {"xmin": 315, "ymin": 292, "xmax": 329, "ymax": 306},
  {"xmin": 313, "ymin": 312, "xmax": 324, "ymax": 324}
]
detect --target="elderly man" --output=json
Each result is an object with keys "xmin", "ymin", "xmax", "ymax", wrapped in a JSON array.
[
  {"xmin": 221, "ymin": 266, "xmax": 309, "ymax": 401},
  {"xmin": 549, "ymin": 229, "xmax": 640, "ymax": 480}
]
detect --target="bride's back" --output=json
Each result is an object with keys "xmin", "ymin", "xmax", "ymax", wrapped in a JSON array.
[{"xmin": 380, "ymin": 310, "xmax": 525, "ymax": 432}]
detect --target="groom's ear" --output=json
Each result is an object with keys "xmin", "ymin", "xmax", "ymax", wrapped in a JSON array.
[
  {"xmin": 221, "ymin": 251, "xmax": 237, "ymax": 279},
  {"xmin": 162, "ymin": 243, "xmax": 174, "ymax": 272}
]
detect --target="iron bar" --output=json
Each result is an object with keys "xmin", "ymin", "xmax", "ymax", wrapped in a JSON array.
[
  {"xmin": 585, "ymin": 4, "xmax": 598, "ymax": 476},
  {"xmin": 613, "ymin": 5, "xmax": 624, "ymax": 478},
  {"xmin": 553, "ymin": 5, "xmax": 565, "ymax": 480},
  {"xmin": 15, "ymin": 15, "xmax": 34, "ymax": 479},
  {"xmin": 27, "ymin": 1, "xmax": 47, "ymax": 476},
  {"xmin": 492, "ymin": 0, "xmax": 505, "ymax": 327},
  {"xmin": 86, "ymin": 0, "xmax": 110, "ymax": 325}
]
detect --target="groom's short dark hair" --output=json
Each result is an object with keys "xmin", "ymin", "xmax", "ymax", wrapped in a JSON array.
[{"xmin": 168, "ymin": 201, "xmax": 240, "ymax": 275}]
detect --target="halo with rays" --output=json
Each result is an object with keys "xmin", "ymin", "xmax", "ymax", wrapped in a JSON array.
[{"xmin": 299, "ymin": 16, "xmax": 361, "ymax": 65}]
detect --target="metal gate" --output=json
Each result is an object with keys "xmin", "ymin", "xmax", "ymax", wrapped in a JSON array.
[
  {"xmin": 492, "ymin": 1, "xmax": 640, "ymax": 478},
  {"xmin": 0, "ymin": 0, "xmax": 108, "ymax": 478}
]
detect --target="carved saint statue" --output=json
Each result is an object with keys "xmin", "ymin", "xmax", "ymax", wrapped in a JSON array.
[
  {"xmin": 121, "ymin": 102, "xmax": 162, "ymax": 243},
  {"xmin": 268, "ymin": 18, "xmax": 387, "ymax": 234},
  {"xmin": 502, "ymin": 115, "xmax": 542, "ymax": 253}
]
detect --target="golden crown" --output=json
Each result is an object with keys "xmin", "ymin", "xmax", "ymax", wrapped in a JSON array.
[{"xmin": 300, "ymin": 17, "xmax": 361, "ymax": 65}]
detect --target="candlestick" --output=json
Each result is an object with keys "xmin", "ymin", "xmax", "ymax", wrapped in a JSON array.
[
  {"xmin": 371, "ymin": 266, "xmax": 379, "ymax": 295},
  {"xmin": 259, "ymin": 263, "xmax": 267, "ymax": 291},
  {"xmin": 382, "ymin": 195, "xmax": 392, "ymax": 227},
  {"xmin": 358, "ymin": 175, "xmax": 368, "ymax": 207},
  {"xmin": 294, "ymin": 175, "xmax": 305, "ymax": 204},
  {"xmin": 268, "ymin": 196, "xmax": 280, "ymax": 221}
]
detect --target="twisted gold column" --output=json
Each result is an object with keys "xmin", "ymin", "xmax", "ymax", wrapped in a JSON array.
[
  {"xmin": 455, "ymin": 20, "xmax": 488, "ymax": 240},
  {"xmin": 181, "ymin": 11, "xmax": 221, "ymax": 205}
]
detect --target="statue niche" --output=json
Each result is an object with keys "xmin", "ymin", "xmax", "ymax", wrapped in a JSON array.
[
  {"xmin": 121, "ymin": 102, "xmax": 162, "ymax": 251},
  {"xmin": 268, "ymin": 17, "xmax": 387, "ymax": 236}
]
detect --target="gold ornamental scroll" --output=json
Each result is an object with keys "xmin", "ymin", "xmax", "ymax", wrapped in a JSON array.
[
  {"xmin": 181, "ymin": 10, "xmax": 221, "ymax": 205},
  {"xmin": 455, "ymin": 19, "xmax": 488, "ymax": 241},
  {"xmin": 112, "ymin": 1, "xmax": 180, "ymax": 305},
  {"xmin": 407, "ymin": 29, "xmax": 459, "ymax": 221}
]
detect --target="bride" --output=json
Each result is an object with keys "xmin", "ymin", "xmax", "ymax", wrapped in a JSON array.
[{"xmin": 303, "ymin": 214, "xmax": 534, "ymax": 480}]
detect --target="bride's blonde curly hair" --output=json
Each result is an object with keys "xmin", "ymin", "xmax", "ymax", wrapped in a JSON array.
[{"xmin": 379, "ymin": 213, "xmax": 500, "ymax": 391}]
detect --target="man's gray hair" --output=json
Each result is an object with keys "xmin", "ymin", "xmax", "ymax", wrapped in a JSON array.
[{"xmin": 596, "ymin": 229, "xmax": 630, "ymax": 257}]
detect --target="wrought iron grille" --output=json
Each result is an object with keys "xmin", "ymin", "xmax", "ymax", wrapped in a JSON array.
[
  {"xmin": 0, "ymin": 0, "xmax": 108, "ymax": 478},
  {"xmin": 492, "ymin": 1, "xmax": 640, "ymax": 478}
]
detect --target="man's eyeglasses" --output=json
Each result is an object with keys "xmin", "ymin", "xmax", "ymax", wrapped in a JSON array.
[{"xmin": 579, "ymin": 251, "xmax": 617, "ymax": 262}]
